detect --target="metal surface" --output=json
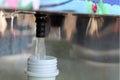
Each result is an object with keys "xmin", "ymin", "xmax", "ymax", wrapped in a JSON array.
[{"xmin": 0, "ymin": 13, "xmax": 119, "ymax": 80}]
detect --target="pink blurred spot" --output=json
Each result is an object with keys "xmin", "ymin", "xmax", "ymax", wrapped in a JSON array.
[
  {"xmin": 92, "ymin": 3, "xmax": 97, "ymax": 13},
  {"xmin": 6, "ymin": 0, "xmax": 18, "ymax": 8}
]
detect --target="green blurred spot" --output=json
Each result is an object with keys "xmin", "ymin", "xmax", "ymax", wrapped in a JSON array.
[{"xmin": 18, "ymin": 0, "xmax": 32, "ymax": 10}]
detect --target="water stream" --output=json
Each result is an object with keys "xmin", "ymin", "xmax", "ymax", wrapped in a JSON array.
[{"xmin": 35, "ymin": 38, "xmax": 46, "ymax": 59}]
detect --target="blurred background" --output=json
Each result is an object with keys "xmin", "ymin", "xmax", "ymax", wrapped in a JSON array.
[{"xmin": 0, "ymin": 11, "xmax": 119, "ymax": 80}]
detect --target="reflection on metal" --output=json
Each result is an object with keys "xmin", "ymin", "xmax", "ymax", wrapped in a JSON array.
[
  {"xmin": 64, "ymin": 13, "xmax": 77, "ymax": 41},
  {"xmin": 72, "ymin": 45, "xmax": 119, "ymax": 63},
  {"xmin": 0, "ymin": 9, "xmax": 7, "ymax": 36},
  {"xmin": 86, "ymin": 16, "xmax": 104, "ymax": 37},
  {"xmin": 47, "ymin": 14, "xmax": 65, "ymax": 40},
  {"xmin": 0, "ymin": 13, "xmax": 119, "ymax": 64},
  {"xmin": 58, "ymin": 15, "xmax": 119, "ymax": 63}
]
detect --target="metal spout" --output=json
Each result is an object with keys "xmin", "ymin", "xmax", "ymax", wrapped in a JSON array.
[{"xmin": 35, "ymin": 12, "xmax": 48, "ymax": 38}]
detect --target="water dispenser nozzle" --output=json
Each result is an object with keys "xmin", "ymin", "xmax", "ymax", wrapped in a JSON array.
[{"xmin": 35, "ymin": 12, "xmax": 48, "ymax": 38}]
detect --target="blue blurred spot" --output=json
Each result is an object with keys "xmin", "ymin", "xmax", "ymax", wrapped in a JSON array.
[
  {"xmin": 103, "ymin": 0, "xmax": 120, "ymax": 5},
  {"xmin": 92, "ymin": 0, "xmax": 100, "ymax": 3}
]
